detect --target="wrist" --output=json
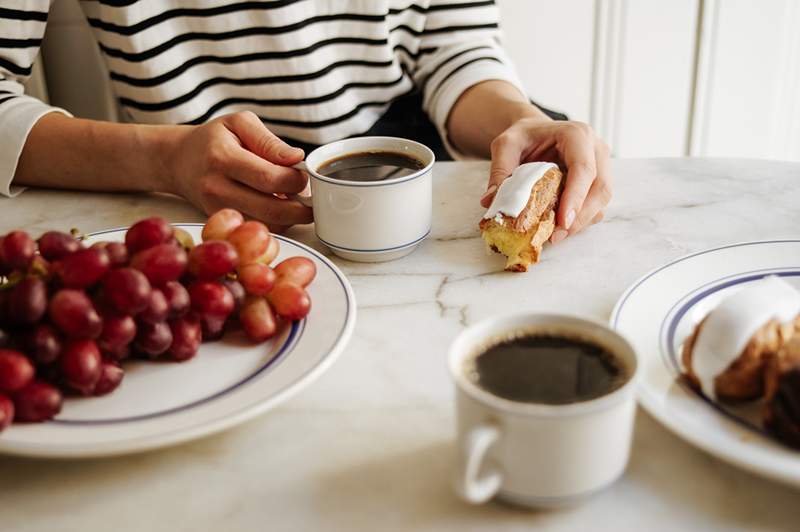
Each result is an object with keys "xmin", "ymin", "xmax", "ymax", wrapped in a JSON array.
[
  {"xmin": 503, "ymin": 101, "xmax": 550, "ymax": 130},
  {"xmin": 135, "ymin": 124, "xmax": 189, "ymax": 195}
]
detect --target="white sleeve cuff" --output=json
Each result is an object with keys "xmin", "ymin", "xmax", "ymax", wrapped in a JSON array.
[
  {"xmin": 428, "ymin": 60, "xmax": 527, "ymax": 161},
  {"xmin": 0, "ymin": 96, "xmax": 73, "ymax": 197}
]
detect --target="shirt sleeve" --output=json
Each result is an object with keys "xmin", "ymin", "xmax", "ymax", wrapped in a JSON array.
[
  {"xmin": 0, "ymin": 1, "xmax": 72, "ymax": 197},
  {"xmin": 411, "ymin": 0, "xmax": 527, "ymax": 159}
]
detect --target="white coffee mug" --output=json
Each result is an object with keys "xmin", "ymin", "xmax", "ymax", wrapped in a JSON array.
[
  {"xmin": 293, "ymin": 136, "xmax": 434, "ymax": 262},
  {"xmin": 449, "ymin": 313, "xmax": 639, "ymax": 508}
]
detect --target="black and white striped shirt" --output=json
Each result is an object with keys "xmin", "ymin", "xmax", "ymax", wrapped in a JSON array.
[{"xmin": 0, "ymin": 0, "xmax": 524, "ymax": 196}]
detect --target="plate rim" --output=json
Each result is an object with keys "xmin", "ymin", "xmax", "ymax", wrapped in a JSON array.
[
  {"xmin": 610, "ymin": 239, "xmax": 800, "ymax": 487},
  {"xmin": 0, "ymin": 224, "xmax": 357, "ymax": 459}
]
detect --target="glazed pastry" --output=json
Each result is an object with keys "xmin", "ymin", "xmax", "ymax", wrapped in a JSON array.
[
  {"xmin": 479, "ymin": 162, "xmax": 563, "ymax": 272},
  {"xmin": 763, "ymin": 336, "xmax": 800, "ymax": 449},
  {"xmin": 682, "ymin": 276, "xmax": 800, "ymax": 401}
]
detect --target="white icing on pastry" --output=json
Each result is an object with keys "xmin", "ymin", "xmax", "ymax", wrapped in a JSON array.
[
  {"xmin": 483, "ymin": 162, "xmax": 558, "ymax": 220},
  {"xmin": 691, "ymin": 276, "xmax": 800, "ymax": 399}
]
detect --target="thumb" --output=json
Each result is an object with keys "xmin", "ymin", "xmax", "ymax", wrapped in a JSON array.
[
  {"xmin": 223, "ymin": 111, "xmax": 304, "ymax": 166},
  {"xmin": 482, "ymin": 132, "xmax": 525, "ymax": 207}
]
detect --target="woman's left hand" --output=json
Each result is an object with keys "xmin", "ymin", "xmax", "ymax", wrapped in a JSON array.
[{"xmin": 480, "ymin": 118, "xmax": 612, "ymax": 244}]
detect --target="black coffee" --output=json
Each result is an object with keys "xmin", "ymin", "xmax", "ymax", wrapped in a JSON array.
[
  {"xmin": 470, "ymin": 334, "xmax": 627, "ymax": 405},
  {"xmin": 317, "ymin": 151, "xmax": 424, "ymax": 182}
]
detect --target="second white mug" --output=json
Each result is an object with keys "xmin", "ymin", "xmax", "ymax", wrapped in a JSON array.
[{"xmin": 449, "ymin": 313, "xmax": 640, "ymax": 508}]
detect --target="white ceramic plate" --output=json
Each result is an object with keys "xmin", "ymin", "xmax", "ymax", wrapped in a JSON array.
[
  {"xmin": 611, "ymin": 240, "xmax": 800, "ymax": 488},
  {"xmin": 0, "ymin": 224, "xmax": 356, "ymax": 458}
]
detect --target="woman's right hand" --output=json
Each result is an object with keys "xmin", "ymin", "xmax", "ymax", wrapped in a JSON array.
[{"xmin": 162, "ymin": 111, "xmax": 313, "ymax": 232}]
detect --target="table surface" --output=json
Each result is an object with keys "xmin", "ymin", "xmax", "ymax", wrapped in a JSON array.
[{"xmin": 1, "ymin": 158, "xmax": 799, "ymax": 531}]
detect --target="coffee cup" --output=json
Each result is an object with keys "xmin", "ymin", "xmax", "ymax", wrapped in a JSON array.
[
  {"xmin": 293, "ymin": 136, "xmax": 434, "ymax": 262},
  {"xmin": 448, "ymin": 313, "xmax": 639, "ymax": 508}
]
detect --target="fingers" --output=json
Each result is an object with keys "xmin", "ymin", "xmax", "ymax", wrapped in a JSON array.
[
  {"xmin": 550, "ymin": 140, "xmax": 610, "ymax": 244},
  {"xmin": 567, "ymin": 142, "xmax": 612, "ymax": 235},
  {"xmin": 225, "ymin": 148, "xmax": 308, "ymax": 194},
  {"xmin": 555, "ymin": 123, "xmax": 597, "ymax": 229},
  {"xmin": 201, "ymin": 176, "xmax": 314, "ymax": 227},
  {"xmin": 223, "ymin": 111, "xmax": 304, "ymax": 166},
  {"xmin": 482, "ymin": 130, "xmax": 526, "ymax": 207}
]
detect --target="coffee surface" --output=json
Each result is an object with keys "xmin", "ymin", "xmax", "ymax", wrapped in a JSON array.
[
  {"xmin": 470, "ymin": 334, "xmax": 627, "ymax": 405},
  {"xmin": 317, "ymin": 151, "xmax": 424, "ymax": 182}
]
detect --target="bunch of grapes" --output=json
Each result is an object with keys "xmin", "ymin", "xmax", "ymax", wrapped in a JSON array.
[{"xmin": 0, "ymin": 209, "xmax": 314, "ymax": 432}]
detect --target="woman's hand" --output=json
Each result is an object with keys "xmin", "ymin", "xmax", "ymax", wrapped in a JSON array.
[
  {"xmin": 163, "ymin": 111, "xmax": 313, "ymax": 233},
  {"xmin": 481, "ymin": 118, "xmax": 612, "ymax": 244}
]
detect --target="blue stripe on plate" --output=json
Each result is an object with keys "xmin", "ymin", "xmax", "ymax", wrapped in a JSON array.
[{"xmin": 53, "ymin": 319, "xmax": 305, "ymax": 425}]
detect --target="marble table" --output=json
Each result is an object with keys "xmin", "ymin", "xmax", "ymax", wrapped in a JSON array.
[{"xmin": 1, "ymin": 158, "xmax": 799, "ymax": 531}]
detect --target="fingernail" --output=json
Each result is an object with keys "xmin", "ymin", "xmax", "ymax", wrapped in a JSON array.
[
  {"xmin": 551, "ymin": 229, "xmax": 568, "ymax": 244},
  {"xmin": 280, "ymin": 147, "xmax": 302, "ymax": 159},
  {"xmin": 480, "ymin": 184, "xmax": 498, "ymax": 203},
  {"xmin": 565, "ymin": 209, "xmax": 576, "ymax": 230}
]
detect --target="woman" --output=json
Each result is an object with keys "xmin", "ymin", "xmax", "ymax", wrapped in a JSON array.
[{"xmin": 0, "ymin": 0, "xmax": 610, "ymax": 240}]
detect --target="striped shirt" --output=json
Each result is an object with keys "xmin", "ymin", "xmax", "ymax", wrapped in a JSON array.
[{"xmin": 0, "ymin": 0, "xmax": 525, "ymax": 196}]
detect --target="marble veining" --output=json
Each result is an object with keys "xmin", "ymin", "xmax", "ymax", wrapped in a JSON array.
[{"xmin": 1, "ymin": 158, "xmax": 799, "ymax": 531}]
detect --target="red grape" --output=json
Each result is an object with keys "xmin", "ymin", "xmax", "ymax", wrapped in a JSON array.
[
  {"xmin": 220, "ymin": 278, "xmax": 245, "ymax": 312},
  {"xmin": 240, "ymin": 297, "xmax": 277, "ymax": 342},
  {"xmin": 61, "ymin": 339, "xmax": 102, "ymax": 395},
  {"xmin": 274, "ymin": 257, "xmax": 316, "ymax": 287},
  {"xmin": 19, "ymin": 324, "xmax": 62, "ymax": 365},
  {"xmin": 168, "ymin": 317, "xmax": 202, "ymax": 361},
  {"xmin": 138, "ymin": 288, "xmax": 168, "ymax": 324},
  {"xmin": 1, "ymin": 231, "xmax": 35, "ymax": 270},
  {"xmin": 189, "ymin": 281, "xmax": 235, "ymax": 318},
  {"xmin": 8, "ymin": 276, "xmax": 47, "ymax": 324},
  {"xmin": 188, "ymin": 240, "xmax": 239, "ymax": 280},
  {"xmin": 103, "ymin": 267, "xmax": 152, "ymax": 315},
  {"xmin": 101, "ymin": 242, "xmax": 129, "ymax": 267},
  {"xmin": 0, "ymin": 394, "xmax": 12, "ymax": 431},
  {"xmin": 135, "ymin": 320, "xmax": 173, "ymax": 358},
  {"xmin": 130, "ymin": 243, "xmax": 188, "ymax": 285},
  {"xmin": 227, "ymin": 221, "xmax": 271, "ymax": 265},
  {"xmin": 38, "ymin": 231, "xmax": 80, "ymax": 261},
  {"xmin": 199, "ymin": 314, "xmax": 227, "ymax": 341},
  {"xmin": 97, "ymin": 315, "xmax": 136, "ymax": 360},
  {"xmin": 13, "ymin": 381, "xmax": 62, "ymax": 422},
  {"xmin": 55, "ymin": 247, "xmax": 111, "ymax": 289},
  {"xmin": 0, "ymin": 349, "xmax": 35, "ymax": 393},
  {"xmin": 162, "ymin": 281, "xmax": 190, "ymax": 319},
  {"xmin": 93, "ymin": 361, "xmax": 124, "ymax": 396},
  {"xmin": 267, "ymin": 283, "xmax": 311, "ymax": 321},
  {"xmin": 203, "ymin": 208, "xmax": 244, "ymax": 241},
  {"xmin": 0, "ymin": 237, "xmax": 9, "ymax": 276},
  {"xmin": 125, "ymin": 217, "xmax": 173, "ymax": 254},
  {"xmin": 238, "ymin": 263, "xmax": 276, "ymax": 296},
  {"xmin": 49, "ymin": 289, "xmax": 103, "ymax": 338}
]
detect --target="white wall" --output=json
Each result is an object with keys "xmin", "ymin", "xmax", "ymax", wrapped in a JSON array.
[{"xmin": 499, "ymin": 0, "xmax": 800, "ymax": 161}]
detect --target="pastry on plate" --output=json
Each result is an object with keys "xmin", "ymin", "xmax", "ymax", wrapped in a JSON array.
[
  {"xmin": 681, "ymin": 276, "xmax": 800, "ymax": 401},
  {"xmin": 479, "ymin": 162, "xmax": 563, "ymax": 272},
  {"xmin": 763, "ymin": 336, "xmax": 800, "ymax": 448}
]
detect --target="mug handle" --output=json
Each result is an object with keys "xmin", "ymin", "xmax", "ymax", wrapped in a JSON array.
[
  {"xmin": 454, "ymin": 423, "xmax": 503, "ymax": 504},
  {"xmin": 289, "ymin": 161, "xmax": 313, "ymax": 208}
]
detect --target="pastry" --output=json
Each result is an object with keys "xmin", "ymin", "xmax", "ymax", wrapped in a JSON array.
[
  {"xmin": 681, "ymin": 276, "xmax": 800, "ymax": 401},
  {"xmin": 479, "ymin": 162, "xmax": 563, "ymax": 272},
  {"xmin": 763, "ymin": 336, "xmax": 800, "ymax": 448}
]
